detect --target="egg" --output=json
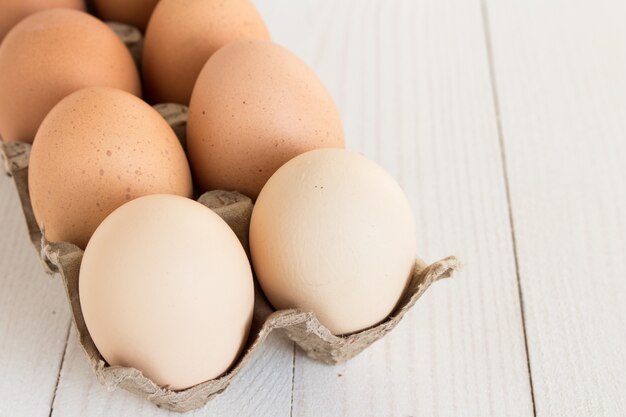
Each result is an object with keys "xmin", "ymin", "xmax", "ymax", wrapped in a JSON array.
[
  {"xmin": 187, "ymin": 40, "xmax": 345, "ymax": 199},
  {"xmin": 28, "ymin": 87, "xmax": 192, "ymax": 249},
  {"xmin": 142, "ymin": 0, "xmax": 270, "ymax": 104},
  {"xmin": 92, "ymin": 0, "xmax": 159, "ymax": 32},
  {"xmin": 80, "ymin": 194, "xmax": 254, "ymax": 390},
  {"xmin": 250, "ymin": 149, "xmax": 417, "ymax": 335},
  {"xmin": 0, "ymin": 0, "xmax": 85, "ymax": 42},
  {"xmin": 0, "ymin": 9, "xmax": 141, "ymax": 143}
]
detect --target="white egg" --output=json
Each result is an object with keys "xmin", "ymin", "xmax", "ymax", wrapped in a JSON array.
[
  {"xmin": 250, "ymin": 149, "xmax": 417, "ymax": 335},
  {"xmin": 80, "ymin": 194, "xmax": 254, "ymax": 389}
]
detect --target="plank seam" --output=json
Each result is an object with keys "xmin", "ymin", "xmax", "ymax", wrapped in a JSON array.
[
  {"xmin": 47, "ymin": 321, "xmax": 71, "ymax": 417},
  {"xmin": 479, "ymin": 1, "xmax": 537, "ymax": 415},
  {"xmin": 289, "ymin": 342, "xmax": 296, "ymax": 417}
]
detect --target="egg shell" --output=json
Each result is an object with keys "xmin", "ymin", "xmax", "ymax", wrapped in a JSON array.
[
  {"xmin": 79, "ymin": 194, "xmax": 254, "ymax": 390},
  {"xmin": 0, "ymin": 9, "xmax": 141, "ymax": 143},
  {"xmin": 142, "ymin": 0, "xmax": 270, "ymax": 104},
  {"xmin": 187, "ymin": 39, "xmax": 345, "ymax": 199},
  {"xmin": 28, "ymin": 87, "xmax": 192, "ymax": 249},
  {"xmin": 92, "ymin": 0, "xmax": 159, "ymax": 32},
  {"xmin": 0, "ymin": 0, "xmax": 85, "ymax": 41},
  {"xmin": 250, "ymin": 149, "xmax": 418, "ymax": 335}
]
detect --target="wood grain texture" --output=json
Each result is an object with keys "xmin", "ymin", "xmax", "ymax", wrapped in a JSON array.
[
  {"xmin": 0, "ymin": 177, "xmax": 70, "ymax": 416},
  {"xmin": 485, "ymin": 1, "xmax": 626, "ymax": 416},
  {"xmin": 4, "ymin": 0, "xmax": 625, "ymax": 416},
  {"xmin": 259, "ymin": 1, "xmax": 533, "ymax": 416}
]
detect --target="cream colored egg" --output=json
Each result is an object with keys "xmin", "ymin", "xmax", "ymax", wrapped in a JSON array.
[
  {"xmin": 250, "ymin": 149, "xmax": 417, "ymax": 335},
  {"xmin": 0, "ymin": 0, "xmax": 85, "ymax": 42},
  {"xmin": 28, "ymin": 87, "xmax": 192, "ymax": 249},
  {"xmin": 0, "ymin": 9, "xmax": 141, "ymax": 143},
  {"xmin": 80, "ymin": 194, "xmax": 254, "ymax": 390},
  {"xmin": 142, "ymin": 0, "xmax": 270, "ymax": 104}
]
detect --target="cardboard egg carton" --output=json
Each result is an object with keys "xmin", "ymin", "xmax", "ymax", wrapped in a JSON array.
[
  {"xmin": 1, "ymin": 110, "xmax": 459, "ymax": 412},
  {"xmin": 0, "ymin": 22, "xmax": 461, "ymax": 412}
]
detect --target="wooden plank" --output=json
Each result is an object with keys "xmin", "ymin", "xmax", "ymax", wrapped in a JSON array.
[
  {"xmin": 0, "ymin": 177, "xmax": 71, "ymax": 416},
  {"xmin": 272, "ymin": 1, "xmax": 535, "ymax": 416},
  {"xmin": 484, "ymin": 0, "xmax": 626, "ymax": 415}
]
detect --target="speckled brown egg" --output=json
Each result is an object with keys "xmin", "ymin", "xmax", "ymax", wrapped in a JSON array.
[
  {"xmin": 92, "ymin": 0, "xmax": 159, "ymax": 32},
  {"xmin": 142, "ymin": 0, "xmax": 270, "ymax": 105},
  {"xmin": 187, "ymin": 39, "xmax": 345, "ymax": 199},
  {"xmin": 28, "ymin": 87, "xmax": 192, "ymax": 249},
  {"xmin": 0, "ymin": 9, "xmax": 141, "ymax": 143},
  {"xmin": 0, "ymin": 0, "xmax": 85, "ymax": 42}
]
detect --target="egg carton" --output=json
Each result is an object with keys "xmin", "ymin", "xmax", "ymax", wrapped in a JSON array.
[
  {"xmin": 1, "ymin": 108, "xmax": 460, "ymax": 412},
  {"xmin": 0, "ymin": 22, "xmax": 461, "ymax": 413}
]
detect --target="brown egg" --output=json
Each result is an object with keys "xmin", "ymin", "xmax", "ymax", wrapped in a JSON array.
[
  {"xmin": 92, "ymin": 0, "xmax": 159, "ymax": 32},
  {"xmin": 142, "ymin": 0, "xmax": 270, "ymax": 105},
  {"xmin": 29, "ymin": 87, "xmax": 192, "ymax": 249},
  {"xmin": 187, "ymin": 40, "xmax": 345, "ymax": 199},
  {"xmin": 0, "ymin": 9, "xmax": 141, "ymax": 143},
  {"xmin": 0, "ymin": 0, "xmax": 85, "ymax": 42}
]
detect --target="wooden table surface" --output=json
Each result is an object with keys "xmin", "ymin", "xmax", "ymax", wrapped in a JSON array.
[{"xmin": 2, "ymin": 1, "xmax": 625, "ymax": 416}]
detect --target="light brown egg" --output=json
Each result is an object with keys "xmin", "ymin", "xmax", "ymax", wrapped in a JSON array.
[
  {"xmin": 0, "ymin": 9, "xmax": 141, "ymax": 143},
  {"xmin": 0, "ymin": 0, "xmax": 85, "ymax": 42},
  {"xmin": 80, "ymin": 194, "xmax": 254, "ymax": 390},
  {"xmin": 92, "ymin": 0, "xmax": 159, "ymax": 32},
  {"xmin": 187, "ymin": 40, "xmax": 345, "ymax": 199},
  {"xmin": 142, "ymin": 0, "xmax": 270, "ymax": 104},
  {"xmin": 28, "ymin": 87, "xmax": 192, "ymax": 249},
  {"xmin": 250, "ymin": 149, "xmax": 417, "ymax": 335}
]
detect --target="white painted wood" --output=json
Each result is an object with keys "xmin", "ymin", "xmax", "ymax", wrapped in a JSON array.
[
  {"xmin": 4, "ymin": 1, "xmax": 626, "ymax": 416},
  {"xmin": 262, "ymin": 1, "xmax": 534, "ymax": 416},
  {"xmin": 50, "ymin": 330, "xmax": 293, "ymax": 417},
  {"xmin": 485, "ymin": 1, "xmax": 626, "ymax": 416},
  {"xmin": 0, "ymin": 176, "xmax": 71, "ymax": 416}
]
